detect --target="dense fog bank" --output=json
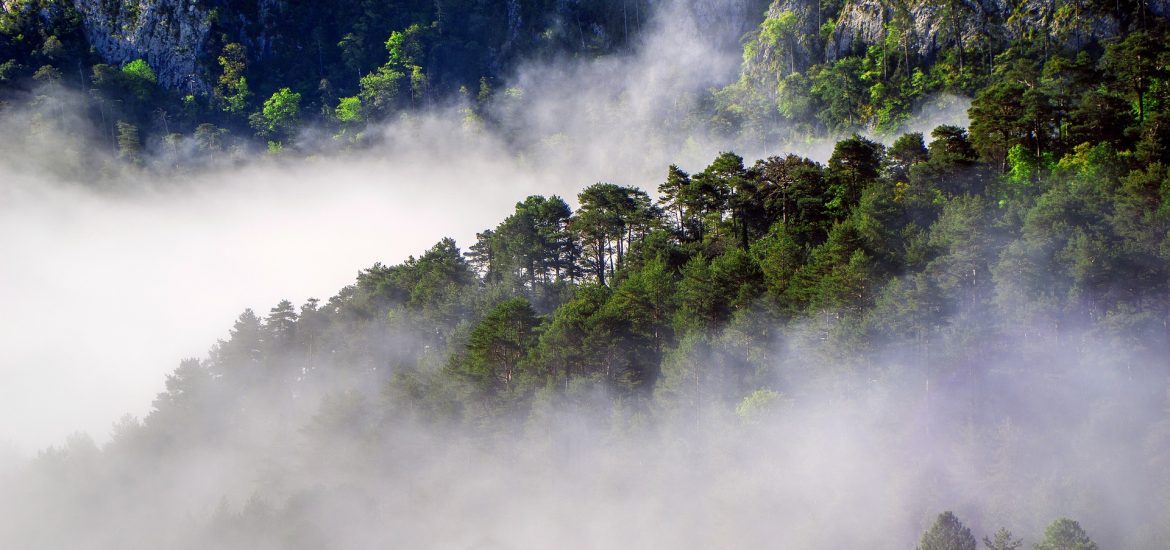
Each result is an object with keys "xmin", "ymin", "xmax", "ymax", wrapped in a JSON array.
[{"xmin": 2, "ymin": 316, "xmax": 1166, "ymax": 549}]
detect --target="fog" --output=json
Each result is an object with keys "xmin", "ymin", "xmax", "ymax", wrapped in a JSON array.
[
  {"xmin": 0, "ymin": 147, "xmax": 552, "ymax": 454},
  {"xmin": 1, "ymin": 311, "xmax": 1166, "ymax": 548},
  {"xmin": 0, "ymin": 1, "xmax": 734, "ymax": 454},
  {"xmin": 2, "ymin": 0, "xmax": 1155, "ymax": 548}
]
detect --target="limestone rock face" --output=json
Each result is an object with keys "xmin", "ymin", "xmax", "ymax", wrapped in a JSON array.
[
  {"xmin": 739, "ymin": 0, "xmax": 1169, "ymax": 81},
  {"xmin": 825, "ymin": 0, "xmax": 886, "ymax": 61},
  {"xmin": 824, "ymin": 0, "xmax": 1163, "ymax": 64},
  {"xmin": 825, "ymin": 0, "xmax": 1001, "ymax": 62},
  {"xmin": 70, "ymin": 0, "xmax": 213, "ymax": 94},
  {"xmin": 761, "ymin": 0, "xmax": 826, "ymax": 73},
  {"xmin": 62, "ymin": 0, "xmax": 771, "ymax": 94},
  {"xmin": 65, "ymin": 0, "xmax": 1165, "ymax": 98}
]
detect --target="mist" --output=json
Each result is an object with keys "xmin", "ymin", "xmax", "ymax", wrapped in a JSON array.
[
  {"xmin": 0, "ymin": 146, "xmax": 551, "ymax": 453},
  {"xmin": 2, "ymin": 308, "xmax": 1166, "ymax": 548},
  {"xmin": 2, "ymin": 0, "xmax": 1165, "ymax": 548},
  {"xmin": 0, "ymin": 0, "xmax": 762, "ymax": 454}
]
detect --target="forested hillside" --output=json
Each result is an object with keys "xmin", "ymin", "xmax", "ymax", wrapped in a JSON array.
[
  {"xmin": 3, "ymin": 0, "xmax": 1166, "ymax": 161},
  {"xmin": 719, "ymin": 0, "xmax": 1170, "ymax": 142},
  {"xmin": 3, "ymin": 0, "xmax": 1170, "ymax": 548},
  {"xmin": 0, "ymin": 0, "xmax": 764, "ymax": 160}
]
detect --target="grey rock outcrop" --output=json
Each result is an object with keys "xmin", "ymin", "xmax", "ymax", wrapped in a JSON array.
[
  {"xmin": 826, "ymin": 0, "xmax": 1008, "ymax": 62},
  {"xmin": 824, "ymin": 0, "xmax": 1166, "ymax": 64},
  {"xmin": 741, "ymin": 0, "xmax": 1170, "ymax": 82},
  {"xmin": 756, "ymin": 0, "xmax": 824, "ymax": 74},
  {"xmin": 70, "ymin": 0, "xmax": 213, "ymax": 94}
]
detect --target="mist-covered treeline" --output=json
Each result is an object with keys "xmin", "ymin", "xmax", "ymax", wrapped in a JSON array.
[{"xmin": 3, "ymin": 22, "xmax": 1170, "ymax": 548}]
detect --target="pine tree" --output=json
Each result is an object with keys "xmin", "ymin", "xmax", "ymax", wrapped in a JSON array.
[
  {"xmin": 982, "ymin": 528, "xmax": 1022, "ymax": 550},
  {"xmin": 918, "ymin": 511, "xmax": 977, "ymax": 550},
  {"xmin": 1032, "ymin": 518, "xmax": 1098, "ymax": 550}
]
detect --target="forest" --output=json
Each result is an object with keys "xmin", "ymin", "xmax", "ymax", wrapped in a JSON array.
[
  {"xmin": 2, "ymin": 0, "xmax": 1170, "ymax": 548},
  {"xmin": 0, "ymin": 0, "xmax": 723, "ymax": 161},
  {"xmin": 3, "ymin": 0, "xmax": 1163, "ymax": 163}
]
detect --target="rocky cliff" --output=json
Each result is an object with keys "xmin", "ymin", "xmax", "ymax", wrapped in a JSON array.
[
  {"xmin": 63, "ymin": 0, "xmax": 770, "ymax": 95},
  {"xmin": 52, "ymin": 0, "xmax": 1170, "ymax": 98},
  {"xmin": 822, "ymin": 0, "xmax": 1132, "ymax": 62},
  {"xmin": 742, "ymin": 0, "xmax": 823, "ymax": 77},
  {"xmin": 745, "ymin": 0, "xmax": 1170, "ymax": 82},
  {"xmin": 825, "ymin": 0, "xmax": 1009, "ymax": 62},
  {"xmin": 70, "ymin": 0, "xmax": 212, "ymax": 93}
]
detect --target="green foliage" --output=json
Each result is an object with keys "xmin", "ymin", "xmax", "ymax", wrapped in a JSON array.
[
  {"xmin": 734, "ymin": 388, "xmax": 781, "ymax": 423},
  {"xmin": 674, "ymin": 256, "xmax": 719, "ymax": 334},
  {"xmin": 742, "ymin": 40, "xmax": 758, "ymax": 66},
  {"xmin": 775, "ymin": 71, "xmax": 815, "ymax": 124},
  {"xmin": 252, "ymin": 87, "xmax": 301, "ymax": 142},
  {"xmin": 1033, "ymin": 518, "xmax": 1098, "ymax": 550},
  {"xmin": 358, "ymin": 66, "xmax": 404, "ymax": 117},
  {"xmin": 918, "ymin": 511, "xmax": 977, "ymax": 550},
  {"xmin": 193, "ymin": 123, "xmax": 227, "ymax": 157},
  {"xmin": 120, "ymin": 58, "xmax": 155, "ymax": 84},
  {"xmin": 120, "ymin": 58, "xmax": 156, "ymax": 101},
  {"xmin": 536, "ymin": 283, "xmax": 611, "ymax": 383},
  {"xmin": 572, "ymin": 183, "xmax": 656, "ymax": 286},
  {"xmin": 385, "ymin": 24, "xmax": 428, "ymax": 69},
  {"xmin": 477, "ymin": 195, "xmax": 577, "ymax": 291},
  {"xmin": 759, "ymin": 12, "xmax": 798, "ymax": 48},
  {"xmin": 216, "ymin": 43, "xmax": 251, "ymax": 115},
  {"xmin": 983, "ymin": 528, "xmax": 1022, "ymax": 550},
  {"xmin": 888, "ymin": 132, "xmax": 928, "ymax": 183},
  {"xmin": 115, "ymin": 121, "xmax": 141, "ymax": 165},
  {"xmin": 1102, "ymin": 31, "xmax": 1170, "ymax": 124},
  {"xmin": 752, "ymin": 224, "xmax": 805, "ymax": 307},
  {"xmin": 589, "ymin": 256, "xmax": 677, "ymax": 392},
  {"xmin": 753, "ymin": 153, "xmax": 830, "ymax": 244},
  {"xmin": 811, "ymin": 58, "xmax": 868, "ymax": 131},
  {"xmin": 32, "ymin": 63, "xmax": 60, "ymax": 83},
  {"xmin": 785, "ymin": 218, "xmax": 874, "ymax": 314},
  {"xmin": 1005, "ymin": 144, "xmax": 1043, "ymax": 187},
  {"xmin": 334, "ymin": 95, "xmax": 363, "ymax": 127},
  {"xmin": 464, "ymin": 297, "xmax": 540, "ymax": 397},
  {"xmin": 4, "ymin": 0, "xmax": 1162, "ymax": 167},
  {"xmin": 912, "ymin": 125, "xmax": 986, "ymax": 197},
  {"xmin": 653, "ymin": 332, "xmax": 711, "ymax": 420},
  {"xmin": 826, "ymin": 134, "xmax": 884, "ymax": 216}
]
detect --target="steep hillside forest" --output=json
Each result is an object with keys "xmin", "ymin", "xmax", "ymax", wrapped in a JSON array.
[
  {"xmin": 3, "ymin": 0, "xmax": 1168, "ymax": 158},
  {"xmin": 1, "ymin": 0, "xmax": 766, "ymax": 160},
  {"xmin": 4, "ymin": 0, "xmax": 1170, "ymax": 548}
]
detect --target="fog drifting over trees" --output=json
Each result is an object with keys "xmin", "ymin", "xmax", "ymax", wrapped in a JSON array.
[{"xmin": 2, "ymin": 0, "xmax": 1168, "ymax": 548}]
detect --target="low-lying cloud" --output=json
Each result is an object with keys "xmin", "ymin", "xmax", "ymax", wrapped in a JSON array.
[{"xmin": 0, "ymin": 0, "xmax": 764, "ymax": 455}]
